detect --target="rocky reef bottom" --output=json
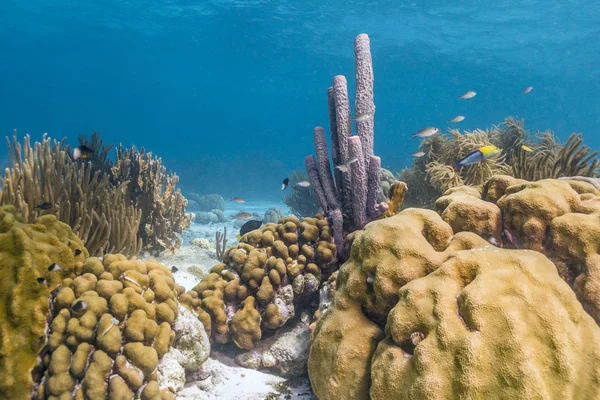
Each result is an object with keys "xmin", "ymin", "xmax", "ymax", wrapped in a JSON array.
[{"xmin": 144, "ymin": 199, "xmax": 317, "ymax": 399}]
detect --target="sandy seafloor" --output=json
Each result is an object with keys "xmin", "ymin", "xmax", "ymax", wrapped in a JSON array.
[{"xmin": 142, "ymin": 199, "xmax": 317, "ymax": 399}]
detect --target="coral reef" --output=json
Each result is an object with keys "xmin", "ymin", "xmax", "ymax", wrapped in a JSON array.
[
  {"xmin": 0, "ymin": 132, "xmax": 142, "ymax": 257},
  {"xmin": 305, "ymin": 34, "xmax": 389, "ymax": 254},
  {"xmin": 194, "ymin": 210, "xmax": 227, "ymax": 224},
  {"xmin": 0, "ymin": 205, "xmax": 88, "ymax": 399},
  {"xmin": 37, "ymin": 254, "xmax": 184, "ymax": 399},
  {"xmin": 1, "ymin": 132, "xmax": 193, "ymax": 257},
  {"xmin": 263, "ymin": 207, "xmax": 284, "ymax": 224},
  {"xmin": 399, "ymin": 117, "xmax": 600, "ymax": 208},
  {"xmin": 180, "ymin": 215, "xmax": 336, "ymax": 350},
  {"xmin": 112, "ymin": 144, "xmax": 192, "ymax": 254},
  {"xmin": 235, "ymin": 312, "xmax": 312, "ymax": 377},
  {"xmin": 282, "ymin": 170, "xmax": 322, "ymax": 218},
  {"xmin": 187, "ymin": 194, "xmax": 225, "ymax": 212},
  {"xmin": 308, "ymin": 192, "xmax": 600, "ymax": 399}
]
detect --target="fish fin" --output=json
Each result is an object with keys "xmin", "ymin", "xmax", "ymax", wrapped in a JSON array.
[{"xmin": 454, "ymin": 161, "xmax": 463, "ymax": 169}]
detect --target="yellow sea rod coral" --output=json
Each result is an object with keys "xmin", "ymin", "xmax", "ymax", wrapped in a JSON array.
[
  {"xmin": 0, "ymin": 206, "xmax": 87, "ymax": 400},
  {"xmin": 308, "ymin": 207, "xmax": 600, "ymax": 400},
  {"xmin": 37, "ymin": 255, "xmax": 183, "ymax": 399}
]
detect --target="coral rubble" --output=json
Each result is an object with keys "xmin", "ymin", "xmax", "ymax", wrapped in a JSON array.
[
  {"xmin": 180, "ymin": 215, "xmax": 336, "ymax": 350},
  {"xmin": 309, "ymin": 176, "xmax": 600, "ymax": 399}
]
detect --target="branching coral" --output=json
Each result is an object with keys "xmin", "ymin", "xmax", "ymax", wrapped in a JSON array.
[
  {"xmin": 400, "ymin": 117, "xmax": 599, "ymax": 208},
  {"xmin": 111, "ymin": 145, "xmax": 192, "ymax": 255},
  {"xmin": 0, "ymin": 132, "xmax": 142, "ymax": 257},
  {"xmin": 282, "ymin": 170, "xmax": 321, "ymax": 218}
]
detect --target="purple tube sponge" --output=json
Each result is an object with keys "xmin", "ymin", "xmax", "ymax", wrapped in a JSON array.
[
  {"xmin": 313, "ymin": 126, "xmax": 339, "ymax": 210},
  {"xmin": 348, "ymin": 136, "xmax": 368, "ymax": 229},
  {"xmin": 366, "ymin": 155, "xmax": 382, "ymax": 219},
  {"xmin": 332, "ymin": 208, "xmax": 343, "ymax": 255},
  {"xmin": 354, "ymin": 34, "xmax": 375, "ymax": 168},
  {"xmin": 305, "ymin": 155, "xmax": 329, "ymax": 213}
]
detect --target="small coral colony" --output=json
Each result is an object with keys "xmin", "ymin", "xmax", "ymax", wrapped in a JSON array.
[{"xmin": 2, "ymin": 32, "xmax": 600, "ymax": 400}]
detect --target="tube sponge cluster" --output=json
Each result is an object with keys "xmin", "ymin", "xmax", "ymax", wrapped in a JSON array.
[
  {"xmin": 180, "ymin": 215, "xmax": 336, "ymax": 350},
  {"xmin": 36, "ymin": 254, "xmax": 183, "ymax": 399},
  {"xmin": 305, "ymin": 34, "xmax": 389, "ymax": 253},
  {"xmin": 309, "ymin": 176, "xmax": 600, "ymax": 400}
]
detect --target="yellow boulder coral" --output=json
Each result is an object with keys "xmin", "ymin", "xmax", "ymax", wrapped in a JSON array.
[
  {"xmin": 0, "ymin": 206, "xmax": 86, "ymax": 399},
  {"xmin": 309, "ymin": 203, "xmax": 600, "ymax": 399}
]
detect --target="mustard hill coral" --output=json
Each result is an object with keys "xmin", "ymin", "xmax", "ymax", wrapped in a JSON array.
[
  {"xmin": 308, "ymin": 205, "xmax": 600, "ymax": 399},
  {"xmin": 0, "ymin": 205, "xmax": 87, "ymax": 399},
  {"xmin": 36, "ymin": 254, "xmax": 184, "ymax": 399},
  {"xmin": 180, "ymin": 215, "xmax": 336, "ymax": 350}
]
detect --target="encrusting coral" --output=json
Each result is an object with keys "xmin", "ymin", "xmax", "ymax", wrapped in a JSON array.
[
  {"xmin": 308, "ymin": 176, "xmax": 600, "ymax": 400},
  {"xmin": 399, "ymin": 117, "xmax": 600, "ymax": 208},
  {"xmin": 180, "ymin": 215, "xmax": 336, "ymax": 350},
  {"xmin": 0, "ymin": 205, "xmax": 88, "ymax": 400}
]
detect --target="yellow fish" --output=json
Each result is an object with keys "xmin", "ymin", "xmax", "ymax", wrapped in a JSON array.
[
  {"xmin": 521, "ymin": 145, "xmax": 533, "ymax": 152},
  {"xmin": 455, "ymin": 145, "xmax": 501, "ymax": 168}
]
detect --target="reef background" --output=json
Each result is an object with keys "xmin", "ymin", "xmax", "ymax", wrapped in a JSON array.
[{"xmin": 0, "ymin": 1, "xmax": 599, "ymax": 200}]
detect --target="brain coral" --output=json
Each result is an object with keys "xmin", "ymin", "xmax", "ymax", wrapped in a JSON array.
[
  {"xmin": 444, "ymin": 175, "xmax": 600, "ymax": 323},
  {"xmin": 309, "ymin": 202, "xmax": 600, "ymax": 399},
  {"xmin": 35, "ymin": 254, "xmax": 184, "ymax": 399},
  {"xmin": 0, "ymin": 205, "xmax": 88, "ymax": 399},
  {"xmin": 180, "ymin": 215, "xmax": 336, "ymax": 349}
]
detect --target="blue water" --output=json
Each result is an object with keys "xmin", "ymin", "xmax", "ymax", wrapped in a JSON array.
[{"xmin": 1, "ymin": 1, "xmax": 599, "ymax": 200}]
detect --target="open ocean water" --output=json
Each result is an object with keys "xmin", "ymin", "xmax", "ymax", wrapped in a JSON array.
[{"xmin": 0, "ymin": 0, "xmax": 598, "ymax": 201}]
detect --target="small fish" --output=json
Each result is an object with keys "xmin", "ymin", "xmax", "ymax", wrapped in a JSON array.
[
  {"xmin": 411, "ymin": 127, "xmax": 440, "ymax": 139},
  {"xmin": 455, "ymin": 145, "xmax": 501, "ymax": 168},
  {"xmin": 171, "ymin": 266, "xmax": 179, "ymax": 273},
  {"xmin": 447, "ymin": 115, "xmax": 465, "ymax": 123},
  {"xmin": 521, "ymin": 145, "xmax": 533, "ymax": 152},
  {"xmin": 335, "ymin": 157, "xmax": 359, "ymax": 173},
  {"xmin": 353, "ymin": 113, "xmax": 372, "ymax": 122},
  {"xmin": 458, "ymin": 91, "xmax": 477, "ymax": 100},
  {"xmin": 232, "ymin": 212, "xmax": 253, "ymax": 220},
  {"xmin": 281, "ymin": 178, "xmax": 289, "ymax": 191},
  {"xmin": 296, "ymin": 181, "xmax": 311, "ymax": 188},
  {"xmin": 74, "ymin": 249, "xmax": 82, "ymax": 256},
  {"xmin": 239, "ymin": 220, "xmax": 263, "ymax": 236},
  {"xmin": 481, "ymin": 233, "xmax": 500, "ymax": 247},
  {"xmin": 35, "ymin": 202, "xmax": 53, "ymax": 210},
  {"xmin": 230, "ymin": 197, "xmax": 246, "ymax": 203},
  {"xmin": 48, "ymin": 263, "xmax": 62, "ymax": 272},
  {"xmin": 522, "ymin": 86, "xmax": 533, "ymax": 94},
  {"xmin": 410, "ymin": 151, "xmax": 425, "ymax": 158},
  {"xmin": 72, "ymin": 300, "xmax": 87, "ymax": 312},
  {"xmin": 73, "ymin": 145, "xmax": 93, "ymax": 160},
  {"xmin": 37, "ymin": 277, "xmax": 48, "ymax": 285}
]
